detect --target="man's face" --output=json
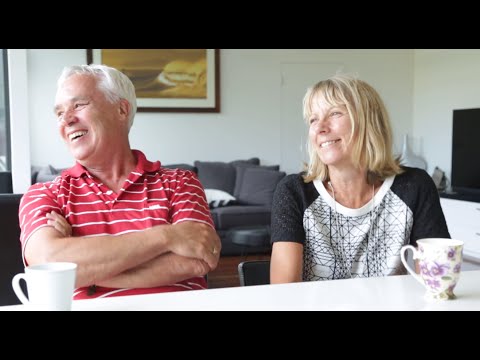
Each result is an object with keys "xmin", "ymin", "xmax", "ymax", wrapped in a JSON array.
[{"xmin": 54, "ymin": 74, "xmax": 123, "ymax": 164}]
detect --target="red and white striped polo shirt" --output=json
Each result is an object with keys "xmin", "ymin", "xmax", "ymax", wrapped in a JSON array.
[{"xmin": 18, "ymin": 150, "xmax": 214, "ymax": 299}]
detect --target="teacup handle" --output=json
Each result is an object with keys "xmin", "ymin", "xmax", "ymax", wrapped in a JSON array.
[
  {"xmin": 400, "ymin": 245, "xmax": 424, "ymax": 285},
  {"xmin": 11, "ymin": 273, "xmax": 30, "ymax": 305}
]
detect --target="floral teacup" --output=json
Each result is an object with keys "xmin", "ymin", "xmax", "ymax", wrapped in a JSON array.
[{"xmin": 400, "ymin": 238, "xmax": 463, "ymax": 300}]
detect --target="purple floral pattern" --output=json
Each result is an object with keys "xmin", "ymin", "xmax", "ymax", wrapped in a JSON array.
[{"xmin": 417, "ymin": 242, "xmax": 463, "ymax": 300}]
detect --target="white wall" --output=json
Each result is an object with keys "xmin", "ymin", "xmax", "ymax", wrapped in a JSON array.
[
  {"xmin": 28, "ymin": 49, "xmax": 87, "ymax": 168},
  {"xmin": 8, "ymin": 50, "xmax": 31, "ymax": 193},
  {"xmin": 25, "ymin": 49, "xmax": 414, "ymax": 173},
  {"xmin": 413, "ymin": 49, "xmax": 480, "ymax": 178}
]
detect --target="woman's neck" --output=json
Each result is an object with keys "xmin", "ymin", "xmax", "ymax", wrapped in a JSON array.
[{"xmin": 325, "ymin": 169, "xmax": 379, "ymax": 209}]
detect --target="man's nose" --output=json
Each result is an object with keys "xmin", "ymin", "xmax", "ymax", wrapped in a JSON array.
[{"xmin": 61, "ymin": 108, "xmax": 77, "ymax": 126}]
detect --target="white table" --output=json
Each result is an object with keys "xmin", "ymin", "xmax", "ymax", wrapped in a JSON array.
[{"xmin": 3, "ymin": 270, "xmax": 480, "ymax": 311}]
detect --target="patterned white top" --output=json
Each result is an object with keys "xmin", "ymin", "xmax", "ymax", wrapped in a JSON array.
[{"xmin": 271, "ymin": 167, "xmax": 450, "ymax": 281}]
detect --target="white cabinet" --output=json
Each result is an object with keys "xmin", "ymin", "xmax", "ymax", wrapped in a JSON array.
[{"xmin": 440, "ymin": 198, "xmax": 480, "ymax": 267}]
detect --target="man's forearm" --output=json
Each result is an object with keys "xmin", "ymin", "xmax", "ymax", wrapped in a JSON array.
[
  {"xmin": 26, "ymin": 225, "xmax": 172, "ymax": 288},
  {"xmin": 97, "ymin": 252, "xmax": 210, "ymax": 288},
  {"xmin": 26, "ymin": 221, "xmax": 219, "ymax": 288}
]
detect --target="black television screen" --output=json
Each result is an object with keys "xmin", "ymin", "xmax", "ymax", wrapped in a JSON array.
[{"xmin": 451, "ymin": 108, "xmax": 480, "ymax": 195}]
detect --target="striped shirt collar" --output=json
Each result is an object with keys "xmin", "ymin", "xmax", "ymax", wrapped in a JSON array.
[{"xmin": 63, "ymin": 149, "xmax": 161, "ymax": 178}]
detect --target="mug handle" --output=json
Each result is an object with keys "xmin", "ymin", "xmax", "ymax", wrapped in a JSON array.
[
  {"xmin": 400, "ymin": 245, "xmax": 424, "ymax": 285},
  {"xmin": 11, "ymin": 273, "xmax": 30, "ymax": 305}
]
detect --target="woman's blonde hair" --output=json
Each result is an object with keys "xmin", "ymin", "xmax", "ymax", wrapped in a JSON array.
[{"xmin": 302, "ymin": 74, "xmax": 402, "ymax": 183}]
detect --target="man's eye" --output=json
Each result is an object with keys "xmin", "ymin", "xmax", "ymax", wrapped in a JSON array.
[{"xmin": 75, "ymin": 103, "xmax": 87, "ymax": 109}]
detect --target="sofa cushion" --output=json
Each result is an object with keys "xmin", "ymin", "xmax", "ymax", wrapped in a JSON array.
[
  {"xmin": 211, "ymin": 205, "xmax": 271, "ymax": 230},
  {"xmin": 195, "ymin": 161, "xmax": 236, "ymax": 194},
  {"xmin": 194, "ymin": 158, "xmax": 259, "ymax": 194},
  {"xmin": 49, "ymin": 165, "xmax": 60, "ymax": 174},
  {"xmin": 32, "ymin": 165, "xmax": 68, "ymax": 184},
  {"xmin": 31, "ymin": 166, "xmax": 43, "ymax": 184},
  {"xmin": 236, "ymin": 167, "xmax": 286, "ymax": 207},
  {"xmin": 233, "ymin": 164, "xmax": 280, "ymax": 198},
  {"xmin": 230, "ymin": 157, "xmax": 260, "ymax": 166},
  {"xmin": 35, "ymin": 166, "xmax": 57, "ymax": 183}
]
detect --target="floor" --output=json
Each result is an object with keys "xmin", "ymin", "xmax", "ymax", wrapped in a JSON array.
[{"xmin": 207, "ymin": 254, "xmax": 271, "ymax": 289}]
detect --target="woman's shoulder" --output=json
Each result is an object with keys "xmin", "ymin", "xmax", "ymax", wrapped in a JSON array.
[
  {"xmin": 395, "ymin": 166, "xmax": 432, "ymax": 184},
  {"xmin": 277, "ymin": 172, "xmax": 315, "ymax": 190},
  {"xmin": 279, "ymin": 172, "xmax": 305, "ymax": 184},
  {"xmin": 273, "ymin": 172, "xmax": 319, "ymax": 210},
  {"xmin": 275, "ymin": 172, "xmax": 314, "ymax": 195},
  {"xmin": 392, "ymin": 166, "xmax": 438, "ymax": 198}
]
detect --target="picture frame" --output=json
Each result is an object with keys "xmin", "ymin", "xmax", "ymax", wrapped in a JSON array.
[{"xmin": 86, "ymin": 49, "xmax": 220, "ymax": 113}]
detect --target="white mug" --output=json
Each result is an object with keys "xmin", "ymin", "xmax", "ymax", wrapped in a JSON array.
[
  {"xmin": 12, "ymin": 262, "xmax": 77, "ymax": 311},
  {"xmin": 400, "ymin": 238, "xmax": 463, "ymax": 300}
]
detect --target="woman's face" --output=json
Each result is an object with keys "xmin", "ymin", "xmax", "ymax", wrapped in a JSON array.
[{"xmin": 308, "ymin": 96, "xmax": 354, "ymax": 168}]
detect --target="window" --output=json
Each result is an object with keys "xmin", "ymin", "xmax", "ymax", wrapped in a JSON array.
[{"xmin": 0, "ymin": 49, "xmax": 10, "ymax": 171}]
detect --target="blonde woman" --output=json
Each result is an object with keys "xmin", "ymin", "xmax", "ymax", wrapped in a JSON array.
[{"xmin": 270, "ymin": 74, "xmax": 449, "ymax": 283}]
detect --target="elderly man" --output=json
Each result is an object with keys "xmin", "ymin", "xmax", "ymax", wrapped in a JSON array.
[{"xmin": 19, "ymin": 64, "xmax": 220, "ymax": 299}]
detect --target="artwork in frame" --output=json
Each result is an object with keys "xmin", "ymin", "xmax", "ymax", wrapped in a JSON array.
[{"xmin": 86, "ymin": 49, "xmax": 220, "ymax": 113}]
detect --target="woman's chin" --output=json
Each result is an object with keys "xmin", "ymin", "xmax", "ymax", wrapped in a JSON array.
[{"xmin": 318, "ymin": 154, "xmax": 341, "ymax": 166}]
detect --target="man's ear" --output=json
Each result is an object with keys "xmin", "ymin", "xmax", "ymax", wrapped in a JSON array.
[{"xmin": 118, "ymin": 99, "xmax": 130, "ymax": 120}]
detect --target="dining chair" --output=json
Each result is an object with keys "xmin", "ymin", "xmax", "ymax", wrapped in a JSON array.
[
  {"xmin": 238, "ymin": 260, "xmax": 270, "ymax": 286},
  {"xmin": 0, "ymin": 193, "xmax": 25, "ymax": 306}
]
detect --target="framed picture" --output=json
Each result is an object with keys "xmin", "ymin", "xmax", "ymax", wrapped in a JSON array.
[{"xmin": 87, "ymin": 49, "xmax": 220, "ymax": 113}]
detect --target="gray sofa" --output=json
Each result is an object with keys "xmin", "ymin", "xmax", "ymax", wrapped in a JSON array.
[
  {"xmin": 31, "ymin": 157, "xmax": 286, "ymax": 256},
  {"xmin": 193, "ymin": 158, "xmax": 285, "ymax": 256}
]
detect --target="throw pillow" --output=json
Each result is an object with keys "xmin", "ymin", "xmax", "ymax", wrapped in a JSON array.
[
  {"xmin": 49, "ymin": 165, "xmax": 60, "ymax": 175},
  {"xmin": 204, "ymin": 189, "xmax": 237, "ymax": 208},
  {"xmin": 195, "ymin": 158, "xmax": 259, "ymax": 194},
  {"xmin": 230, "ymin": 157, "xmax": 260, "ymax": 166},
  {"xmin": 35, "ymin": 165, "xmax": 55, "ymax": 183},
  {"xmin": 233, "ymin": 163, "xmax": 281, "ymax": 198},
  {"xmin": 236, "ymin": 168, "xmax": 286, "ymax": 207},
  {"xmin": 35, "ymin": 165, "xmax": 67, "ymax": 183},
  {"xmin": 30, "ymin": 165, "xmax": 43, "ymax": 184},
  {"xmin": 195, "ymin": 161, "xmax": 237, "ymax": 194}
]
